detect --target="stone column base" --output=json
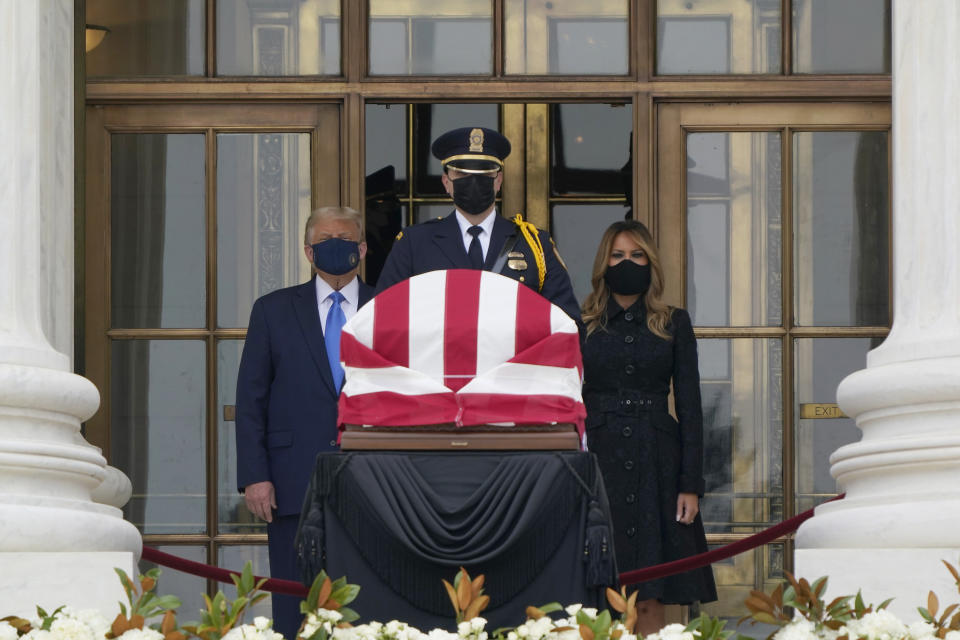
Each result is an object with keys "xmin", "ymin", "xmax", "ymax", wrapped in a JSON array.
[
  {"xmin": 0, "ymin": 552, "xmax": 137, "ymax": 618},
  {"xmin": 794, "ymin": 548, "xmax": 960, "ymax": 621}
]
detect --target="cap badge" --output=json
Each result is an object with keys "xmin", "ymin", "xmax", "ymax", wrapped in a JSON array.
[{"xmin": 469, "ymin": 128, "xmax": 484, "ymax": 153}]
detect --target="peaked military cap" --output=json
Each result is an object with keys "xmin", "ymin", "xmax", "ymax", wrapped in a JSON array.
[{"xmin": 431, "ymin": 127, "xmax": 511, "ymax": 174}]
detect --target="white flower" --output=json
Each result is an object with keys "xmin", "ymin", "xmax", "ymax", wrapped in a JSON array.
[
  {"xmin": 21, "ymin": 630, "xmax": 56, "ymax": 640},
  {"xmin": 422, "ymin": 630, "xmax": 458, "ymax": 640},
  {"xmin": 507, "ymin": 632, "xmax": 519, "ymax": 640},
  {"xmin": 579, "ymin": 609, "xmax": 598, "ymax": 620},
  {"xmin": 115, "ymin": 629, "xmax": 166, "ymax": 640},
  {"xmin": 470, "ymin": 618, "xmax": 486, "ymax": 633},
  {"xmin": 49, "ymin": 616, "xmax": 96, "ymax": 640},
  {"xmin": 223, "ymin": 620, "xmax": 284, "ymax": 640},
  {"xmin": 564, "ymin": 605, "xmax": 582, "ymax": 617},
  {"xmin": 772, "ymin": 619, "xmax": 819, "ymax": 640},
  {"xmin": 944, "ymin": 631, "xmax": 960, "ymax": 640},
  {"xmin": 841, "ymin": 611, "xmax": 908, "ymax": 640},
  {"xmin": 648, "ymin": 623, "xmax": 694, "ymax": 640},
  {"xmin": 458, "ymin": 622, "xmax": 472, "ymax": 637},
  {"xmin": 0, "ymin": 622, "xmax": 19, "ymax": 640},
  {"xmin": 906, "ymin": 621, "xmax": 936, "ymax": 640},
  {"xmin": 516, "ymin": 625, "xmax": 529, "ymax": 638}
]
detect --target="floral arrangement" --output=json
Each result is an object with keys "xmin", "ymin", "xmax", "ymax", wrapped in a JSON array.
[{"xmin": 4, "ymin": 560, "xmax": 960, "ymax": 640}]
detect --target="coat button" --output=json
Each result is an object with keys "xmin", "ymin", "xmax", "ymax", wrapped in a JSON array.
[
  {"xmin": 624, "ymin": 460, "xmax": 635, "ymax": 470},
  {"xmin": 624, "ymin": 335, "xmax": 634, "ymax": 344},
  {"xmin": 625, "ymin": 364, "xmax": 635, "ymax": 375},
  {"xmin": 621, "ymin": 426, "xmax": 632, "ymax": 437},
  {"xmin": 624, "ymin": 399, "xmax": 631, "ymax": 406},
  {"xmin": 329, "ymin": 440, "xmax": 337, "ymax": 447},
  {"xmin": 625, "ymin": 493, "xmax": 636, "ymax": 504},
  {"xmin": 626, "ymin": 526, "xmax": 636, "ymax": 537},
  {"xmin": 624, "ymin": 312, "xmax": 634, "ymax": 322}
]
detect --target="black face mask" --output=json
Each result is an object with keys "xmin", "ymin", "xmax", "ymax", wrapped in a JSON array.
[
  {"xmin": 604, "ymin": 260, "xmax": 651, "ymax": 296},
  {"xmin": 450, "ymin": 174, "xmax": 497, "ymax": 215}
]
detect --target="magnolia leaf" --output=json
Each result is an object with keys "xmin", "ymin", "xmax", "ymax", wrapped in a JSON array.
[
  {"xmin": 154, "ymin": 595, "xmax": 183, "ymax": 611},
  {"xmin": 943, "ymin": 560, "xmax": 960, "ymax": 586},
  {"xmin": 463, "ymin": 595, "xmax": 490, "ymax": 620},
  {"xmin": 338, "ymin": 607, "xmax": 360, "ymax": 624},
  {"xmin": 161, "ymin": 611, "xmax": 177, "ymax": 634},
  {"xmin": 940, "ymin": 604, "xmax": 959, "ymax": 627},
  {"xmin": 596, "ymin": 609, "xmax": 612, "ymax": 629},
  {"xmin": 457, "ymin": 572, "xmax": 472, "ymax": 610},
  {"xmin": 552, "ymin": 627, "xmax": 575, "ymax": 633},
  {"xmin": 607, "ymin": 587, "xmax": 628, "ymax": 613},
  {"xmin": 812, "ymin": 576, "xmax": 828, "ymax": 598},
  {"xmin": 750, "ymin": 612, "xmax": 778, "ymax": 625},
  {"xmin": 130, "ymin": 614, "xmax": 145, "ymax": 630},
  {"xmin": 877, "ymin": 598, "xmax": 894, "ymax": 612},
  {"xmin": 611, "ymin": 630, "xmax": 623, "ymax": 640},
  {"xmin": 751, "ymin": 589, "xmax": 779, "ymax": 610},
  {"xmin": 316, "ymin": 577, "xmax": 333, "ymax": 611},
  {"xmin": 442, "ymin": 579, "xmax": 460, "ymax": 614},
  {"xmin": 329, "ymin": 584, "xmax": 360, "ymax": 608},
  {"xmin": 929, "ymin": 591, "xmax": 940, "ymax": 618},
  {"xmin": 0, "ymin": 616, "xmax": 32, "ymax": 633},
  {"xmin": 537, "ymin": 603, "xmax": 564, "ymax": 614},
  {"xmin": 525, "ymin": 607, "xmax": 545, "ymax": 620},
  {"xmin": 471, "ymin": 575, "xmax": 485, "ymax": 599},
  {"xmin": 111, "ymin": 614, "xmax": 132, "ymax": 638},
  {"xmin": 579, "ymin": 624, "xmax": 595, "ymax": 640},
  {"xmin": 745, "ymin": 596, "xmax": 773, "ymax": 615},
  {"xmin": 141, "ymin": 575, "xmax": 157, "ymax": 593},
  {"xmin": 625, "ymin": 606, "xmax": 638, "ymax": 634},
  {"xmin": 165, "ymin": 632, "xmax": 187, "ymax": 640},
  {"xmin": 825, "ymin": 621, "xmax": 845, "ymax": 631}
]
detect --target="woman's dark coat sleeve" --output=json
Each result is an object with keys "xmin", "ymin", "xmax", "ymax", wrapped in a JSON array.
[{"xmin": 671, "ymin": 308, "xmax": 705, "ymax": 496}]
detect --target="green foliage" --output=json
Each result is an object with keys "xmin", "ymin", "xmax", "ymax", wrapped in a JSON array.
[
  {"xmin": 685, "ymin": 613, "xmax": 736, "ymax": 640},
  {"xmin": 180, "ymin": 562, "xmax": 269, "ymax": 640}
]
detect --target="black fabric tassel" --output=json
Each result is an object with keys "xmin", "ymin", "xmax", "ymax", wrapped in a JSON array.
[{"xmin": 583, "ymin": 501, "xmax": 617, "ymax": 588}]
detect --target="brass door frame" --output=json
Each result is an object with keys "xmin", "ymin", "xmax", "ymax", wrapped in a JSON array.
[
  {"xmin": 84, "ymin": 103, "xmax": 340, "ymax": 553},
  {"xmin": 655, "ymin": 101, "xmax": 891, "ymax": 577}
]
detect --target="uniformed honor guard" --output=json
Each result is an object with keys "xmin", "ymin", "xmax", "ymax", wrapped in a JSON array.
[{"xmin": 375, "ymin": 127, "xmax": 581, "ymax": 324}]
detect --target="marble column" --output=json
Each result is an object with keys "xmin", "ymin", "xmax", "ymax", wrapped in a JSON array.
[
  {"xmin": 0, "ymin": 0, "xmax": 141, "ymax": 616},
  {"xmin": 795, "ymin": 0, "xmax": 960, "ymax": 620}
]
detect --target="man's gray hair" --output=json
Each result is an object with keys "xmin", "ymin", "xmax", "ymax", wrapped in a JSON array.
[{"xmin": 303, "ymin": 206, "xmax": 364, "ymax": 244}]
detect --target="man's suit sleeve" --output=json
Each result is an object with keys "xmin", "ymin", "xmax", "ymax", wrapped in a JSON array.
[
  {"xmin": 375, "ymin": 232, "xmax": 413, "ymax": 294},
  {"xmin": 235, "ymin": 298, "xmax": 274, "ymax": 492},
  {"xmin": 539, "ymin": 229, "xmax": 582, "ymax": 325}
]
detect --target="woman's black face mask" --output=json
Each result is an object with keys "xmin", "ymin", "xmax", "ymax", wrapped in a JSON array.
[
  {"xmin": 450, "ymin": 174, "xmax": 497, "ymax": 215},
  {"xmin": 604, "ymin": 260, "xmax": 651, "ymax": 297}
]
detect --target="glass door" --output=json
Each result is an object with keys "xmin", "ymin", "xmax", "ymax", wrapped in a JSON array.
[
  {"xmin": 656, "ymin": 101, "xmax": 891, "ymax": 616},
  {"xmin": 83, "ymin": 103, "xmax": 340, "ymax": 603}
]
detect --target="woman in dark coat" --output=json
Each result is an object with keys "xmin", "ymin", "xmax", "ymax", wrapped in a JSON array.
[{"xmin": 581, "ymin": 220, "xmax": 716, "ymax": 634}]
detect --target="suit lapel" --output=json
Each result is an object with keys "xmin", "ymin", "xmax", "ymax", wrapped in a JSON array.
[
  {"xmin": 292, "ymin": 278, "xmax": 337, "ymax": 397},
  {"xmin": 485, "ymin": 215, "xmax": 516, "ymax": 270},
  {"xmin": 432, "ymin": 212, "xmax": 472, "ymax": 269}
]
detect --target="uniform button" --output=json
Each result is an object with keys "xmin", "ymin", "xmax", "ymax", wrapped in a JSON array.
[
  {"xmin": 329, "ymin": 440, "xmax": 337, "ymax": 447},
  {"xmin": 625, "ymin": 364, "xmax": 635, "ymax": 375},
  {"xmin": 625, "ymin": 494, "xmax": 636, "ymax": 504},
  {"xmin": 626, "ymin": 526, "xmax": 636, "ymax": 537},
  {"xmin": 621, "ymin": 426, "xmax": 633, "ymax": 437},
  {"xmin": 624, "ymin": 335, "xmax": 635, "ymax": 344},
  {"xmin": 624, "ymin": 312, "xmax": 634, "ymax": 322},
  {"xmin": 624, "ymin": 399, "xmax": 631, "ymax": 406},
  {"xmin": 624, "ymin": 460, "xmax": 635, "ymax": 470}
]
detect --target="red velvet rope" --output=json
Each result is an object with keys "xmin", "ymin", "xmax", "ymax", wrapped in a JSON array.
[{"xmin": 142, "ymin": 495, "xmax": 842, "ymax": 595}]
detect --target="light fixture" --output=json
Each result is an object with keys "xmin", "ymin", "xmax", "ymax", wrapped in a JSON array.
[{"xmin": 85, "ymin": 24, "xmax": 110, "ymax": 53}]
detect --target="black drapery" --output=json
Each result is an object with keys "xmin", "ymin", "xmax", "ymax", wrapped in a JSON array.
[{"xmin": 296, "ymin": 451, "xmax": 617, "ymax": 629}]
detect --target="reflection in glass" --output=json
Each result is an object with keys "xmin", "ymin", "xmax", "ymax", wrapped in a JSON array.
[
  {"xmin": 551, "ymin": 205, "xmax": 630, "ymax": 304},
  {"xmin": 368, "ymin": 1, "xmax": 492, "ymax": 75},
  {"xmin": 416, "ymin": 204, "xmax": 454, "ymax": 224},
  {"xmin": 794, "ymin": 338, "xmax": 872, "ymax": 512},
  {"xmin": 698, "ymin": 338, "xmax": 783, "ymax": 534},
  {"xmin": 504, "ymin": 0, "xmax": 628, "ymax": 75},
  {"xmin": 112, "ymin": 134, "xmax": 206, "ymax": 329},
  {"xmin": 365, "ymin": 105, "xmax": 409, "ymax": 287},
  {"xmin": 701, "ymin": 543, "xmax": 785, "ymax": 625},
  {"xmin": 139, "ymin": 545, "xmax": 206, "ymax": 600},
  {"xmin": 686, "ymin": 132, "xmax": 782, "ymax": 327},
  {"xmin": 112, "ymin": 340, "xmax": 206, "ymax": 534},
  {"xmin": 793, "ymin": 0, "xmax": 890, "ymax": 74},
  {"xmin": 217, "ymin": 0, "xmax": 341, "ymax": 76},
  {"xmin": 793, "ymin": 131, "xmax": 889, "ymax": 327},
  {"xmin": 551, "ymin": 104, "xmax": 632, "ymax": 196},
  {"xmin": 218, "ymin": 340, "xmax": 263, "ymax": 534},
  {"xmin": 86, "ymin": 0, "xmax": 205, "ymax": 77},
  {"xmin": 219, "ymin": 546, "xmax": 272, "ymax": 619},
  {"xmin": 656, "ymin": 0, "xmax": 781, "ymax": 75},
  {"xmin": 414, "ymin": 104, "xmax": 499, "ymax": 195},
  {"xmin": 217, "ymin": 133, "xmax": 312, "ymax": 328}
]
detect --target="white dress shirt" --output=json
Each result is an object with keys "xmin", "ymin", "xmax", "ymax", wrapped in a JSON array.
[
  {"xmin": 454, "ymin": 208, "xmax": 497, "ymax": 262},
  {"xmin": 314, "ymin": 275, "xmax": 360, "ymax": 333}
]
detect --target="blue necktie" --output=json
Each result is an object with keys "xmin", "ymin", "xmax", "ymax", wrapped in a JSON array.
[
  {"xmin": 325, "ymin": 291, "xmax": 346, "ymax": 391},
  {"xmin": 467, "ymin": 225, "xmax": 484, "ymax": 269}
]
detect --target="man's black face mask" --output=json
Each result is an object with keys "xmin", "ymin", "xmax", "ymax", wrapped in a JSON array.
[{"xmin": 450, "ymin": 174, "xmax": 497, "ymax": 215}]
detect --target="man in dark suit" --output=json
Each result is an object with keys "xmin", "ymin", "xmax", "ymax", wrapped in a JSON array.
[
  {"xmin": 375, "ymin": 127, "xmax": 581, "ymax": 324},
  {"xmin": 235, "ymin": 206, "xmax": 373, "ymax": 638}
]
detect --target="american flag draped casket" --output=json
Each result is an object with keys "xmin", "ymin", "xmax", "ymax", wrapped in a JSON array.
[{"xmin": 337, "ymin": 269, "xmax": 585, "ymax": 433}]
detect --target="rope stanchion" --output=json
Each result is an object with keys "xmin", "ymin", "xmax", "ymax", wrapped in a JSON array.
[
  {"xmin": 142, "ymin": 495, "xmax": 843, "ymax": 594},
  {"xmin": 618, "ymin": 494, "xmax": 844, "ymax": 586},
  {"xmin": 141, "ymin": 546, "xmax": 308, "ymax": 598}
]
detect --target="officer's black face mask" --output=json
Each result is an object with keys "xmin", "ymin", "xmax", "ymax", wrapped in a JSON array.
[
  {"xmin": 604, "ymin": 260, "xmax": 651, "ymax": 297},
  {"xmin": 450, "ymin": 174, "xmax": 497, "ymax": 215}
]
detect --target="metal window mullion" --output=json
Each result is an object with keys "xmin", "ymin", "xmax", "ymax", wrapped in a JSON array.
[
  {"xmin": 781, "ymin": 125, "xmax": 796, "ymax": 577},
  {"xmin": 205, "ymin": 127, "xmax": 219, "ymax": 596}
]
